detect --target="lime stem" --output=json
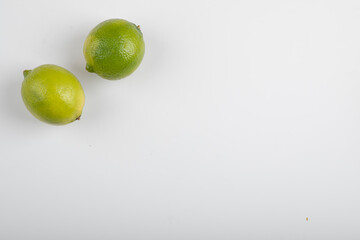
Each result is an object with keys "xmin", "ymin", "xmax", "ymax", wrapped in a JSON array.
[
  {"xmin": 23, "ymin": 70, "xmax": 32, "ymax": 78},
  {"xmin": 86, "ymin": 64, "xmax": 94, "ymax": 73}
]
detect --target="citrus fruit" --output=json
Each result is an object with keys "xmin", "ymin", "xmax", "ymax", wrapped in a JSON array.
[
  {"xmin": 21, "ymin": 64, "xmax": 85, "ymax": 125},
  {"xmin": 83, "ymin": 19, "xmax": 145, "ymax": 80}
]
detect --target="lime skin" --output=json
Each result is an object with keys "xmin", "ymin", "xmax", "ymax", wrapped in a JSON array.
[
  {"xmin": 83, "ymin": 19, "xmax": 145, "ymax": 80},
  {"xmin": 21, "ymin": 64, "xmax": 85, "ymax": 125}
]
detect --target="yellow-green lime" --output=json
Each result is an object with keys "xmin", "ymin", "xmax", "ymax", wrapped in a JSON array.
[
  {"xmin": 21, "ymin": 64, "xmax": 85, "ymax": 125},
  {"xmin": 83, "ymin": 19, "xmax": 145, "ymax": 80}
]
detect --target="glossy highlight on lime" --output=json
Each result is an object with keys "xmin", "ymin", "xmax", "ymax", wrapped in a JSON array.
[
  {"xmin": 83, "ymin": 19, "xmax": 145, "ymax": 80},
  {"xmin": 21, "ymin": 64, "xmax": 85, "ymax": 125}
]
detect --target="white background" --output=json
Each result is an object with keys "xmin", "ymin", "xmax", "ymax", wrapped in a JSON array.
[{"xmin": 1, "ymin": 0, "xmax": 360, "ymax": 239}]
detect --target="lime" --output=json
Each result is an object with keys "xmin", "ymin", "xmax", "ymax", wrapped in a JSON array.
[
  {"xmin": 21, "ymin": 64, "xmax": 85, "ymax": 125},
  {"xmin": 83, "ymin": 19, "xmax": 145, "ymax": 80}
]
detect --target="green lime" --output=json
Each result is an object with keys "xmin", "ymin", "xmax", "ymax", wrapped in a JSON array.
[
  {"xmin": 21, "ymin": 64, "xmax": 85, "ymax": 125},
  {"xmin": 83, "ymin": 19, "xmax": 145, "ymax": 80}
]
